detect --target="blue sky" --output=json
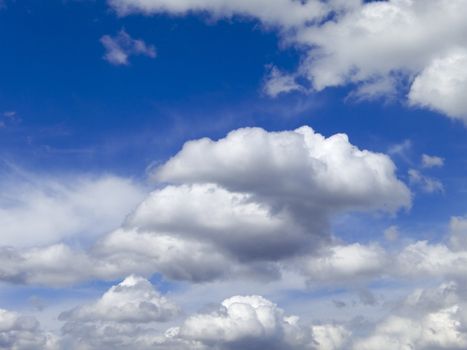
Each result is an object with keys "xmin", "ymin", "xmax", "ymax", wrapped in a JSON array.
[{"xmin": 1, "ymin": 1, "xmax": 467, "ymax": 349}]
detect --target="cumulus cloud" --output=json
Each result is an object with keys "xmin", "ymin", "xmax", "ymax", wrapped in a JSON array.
[
  {"xmin": 59, "ymin": 276, "xmax": 180, "ymax": 350},
  {"xmin": 107, "ymin": 0, "xmax": 467, "ymax": 120},
  {"xmin": 101, "ymin": 29, "xmax": 156, "ymax": 65},
  {"xmin": 0, "ymin": 308, "xmax": 58, "ymax": 350},
  {"xmin": 0, "ymin": 126, "xmax": 410, "ymax": 286},
  {"xmin": 156, "ymin": 126, "xmax": 411, "ymax": 214},
  {"xmin": 59, "ymin": 275, "xmax": 179, "ymax": 323},
  {"xmin": 354, "ymin": 282, "xmax": 467, "ymax": 350},
  {"xmin": 161, "ymin": 295, "xmax": 317, "ymax": 350},
  {"xmin": 409, "ymin": 49, "xmax": 467, "ymax": 122},
  {"xmin": 300, "ymin": 243, "xmax": 389, "ymax": 284},
  {"xmin": 0, "ymin": 171, "xmax": 145, "ymax": 247},
  {"xmin": 56, "ymin": 277, "xmax": 355, "ymax": 350}
]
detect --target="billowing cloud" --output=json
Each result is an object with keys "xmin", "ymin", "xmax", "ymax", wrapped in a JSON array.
[
  {"xmin": 0, "ymin": 308, "xmax": 58, "ymax": 350},
  {"xmin": 0, "ymin": 126, "xmax": 410, "ymax": 286},
  {"xmin": 101, "ymin": 29, "xmax": 156, "ymax": 65},
  {"xmin": 59, "ymin": 276, "xmax": 180, "ymax": 350},
  {"xmin": 59, "ymin": 275, "xmax": 179, "ymax": 323},
  {"xmin": 409, "ymin": 49, "xmax": 467, "ymax": 121},
  {"xmin": 300, "ymin": 243, "xmax": 389, "ymax": 284},
  {"xmin": 354, "ymin": 282, "xmax": 467, "ymax": 350},
  {"xmin": 156, "ymin": 126, "xmax": 410, "ymax": 214}
]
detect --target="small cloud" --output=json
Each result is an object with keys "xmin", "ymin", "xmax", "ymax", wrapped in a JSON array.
[
  {"xmin": 421, "ymin": 154, "xmax": 444, "ymax": 168},
  {"xmin": 28, "ymin": 296, "xmax": 46, "ymax": 311},
  {"xmin": 263, "ymin": 65, "xmax": 303, "ymax": 97},
  {"xmin": 3, "ymin": 111, "xmax": 17, "ymax": 119},
  {"xmin": 100, "ymin": 29, "xmax": 156, "ymax": 66},
  {"xmin": 408, "ymin": 169, "xmax": 444, "ymax": 193},
  {"xmin": 333, "ymin": 300, "xmax": 347, "ymax": 309},
  {"xmin": 388, "ymin": 139, "xmax": 412, "ymax": 163},
  {"xmin": 384, "ymin": 225, "xmax": 399, "ymax": 241},
  {"xmin": 357, "ymin": 289, "xmax": 378, "ymax": 306}
]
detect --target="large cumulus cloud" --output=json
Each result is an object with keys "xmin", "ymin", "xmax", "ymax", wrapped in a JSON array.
[{"xmin": 0, "ymin": 126, "xmax": 410, "ymax": 286}]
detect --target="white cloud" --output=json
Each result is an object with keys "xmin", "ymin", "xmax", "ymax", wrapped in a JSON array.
[
  {"xmin": 107, "ymin": 0, "xmax": 467, "ymax": 120},
  {"xmin": 156, "ymin": 126, "xmax": 411, "ymax": 214},
  {"xmin": 59, "ymin": 275, "xmax": 179, "ymax": 323},
  {"xmin": 421, "ymin": 153, "xmax": 444, "ymax": 168},
  {"xmin": 0, "ymin": 308, "xmax": 58, "ymax": 350},
  {"xmin": 311, "ymin": 324, "xmax": 351, "ymax": 350},
  {"xmin": 263, "ymin": 66, "xmax": 303, "ymax": 97},
  {"xmin": 59, "ymin": 276, "xmax": 180, "ymax": 350},
  {"xmin": 0, "ymin": 172, "xmax": 146, "ymax": 247},
  {"xmin": 384, "ymin": 225, "xmax": 399, "ymax": 241},
  {"xmin": 354, "ymin": 282, "xmax": 467, "ymax": 350},
  {"xmin": 408, "ymin": 169, "xmax": 444, "ymax": 193},
  {"xmin": 409, "ymin": 49, "xmax": 467, "ymax": 122},
  {"xmin": 101, "ymin": 29, "xmax": 156, "ymax": 65},
  {"xmin": 300, "ymin": 243, "xmax": 388, "ymax": 283},
  {"xmin": 107, "ymin": 0, "xmax": 356, "ymax": 27},
  {"xmin": 0, "ymin": 126, "xmax": 411, "ymax": 286}
]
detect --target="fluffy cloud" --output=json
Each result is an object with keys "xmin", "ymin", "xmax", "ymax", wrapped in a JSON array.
[
  {"xmin": 56, "ymin": 277, "xmax": 354, "ymax": 350},
  {"xmin": 107, "ymin": 0, "xmax": 467, "ymax": 120},
  {"xmin": 300, "ymin": 243, "xmax": 389, "ymax": 283},
  {"xmin": 0, "ymin": 126, "xmax": 410, "ymax": 286},
  {"xmin": 162, "ymin": 295, "xmax": 316, "ymax": 350},
  {"xmin": 0, "ymin": 308, "xmax": 58, "ymax": 350},
  {"xmin": 59, "ymin": 276, "xmax": 180, "ymax": 350},
  {"xmin": 156, "ymin": 126, "xmax": 410, "ymax": 214},
  {"xmin": 0, "ymin": 172, "xmax": 145, "ymax": 247},
  {"xmin": 101, "ymin": 29, "xmax": 156, "ymax": 65},
  {"xmin": 354, "ymin": 282, "xmax": 467, "ymax": 350},
  {"xmin": 263, "ymin": 66, "xmax": 303, "ymax": 97},
  {"xmin": 59, "ymin": 275, "xmax": 179, "ymax": 323},
  {"xmin": 409, "ymin": 49, "xmax": 467, "ymax": 121}
]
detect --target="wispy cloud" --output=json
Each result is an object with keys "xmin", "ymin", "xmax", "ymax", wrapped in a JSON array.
[{"xmin": 101, "ymin": 29, "xmax": 156, "ymax": 66}]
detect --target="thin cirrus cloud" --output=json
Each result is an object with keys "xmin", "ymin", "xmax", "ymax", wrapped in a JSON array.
[
  {"xmin": 106, "ymin": 0, "xmax": 467, "ymax": 122},
  {"xmin": 101, "ymin": 29, "xmax": 156, "ymax": 65}
]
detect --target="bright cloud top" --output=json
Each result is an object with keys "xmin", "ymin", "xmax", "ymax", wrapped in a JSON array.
[{"xmin": 0, "ymin": 126, "xmax": 410, "ymax": 285}]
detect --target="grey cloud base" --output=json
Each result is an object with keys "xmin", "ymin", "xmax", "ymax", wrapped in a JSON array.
[{"xmin": 0, "ymin": 126, "xmax": 410, "ymax": 285}]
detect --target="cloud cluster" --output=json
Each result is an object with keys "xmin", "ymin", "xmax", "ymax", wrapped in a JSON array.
[
  {"xmin": 354, "ymin": 282, "xmax": 467, "ymax": 350},
  {"xmin": 0, "ymin": 308, "xmax": 58, "ymax": 350},
  {"xmin": 57, "ymin": 276, "xmax": 347, "ymax": 350},
  {"xmin": 0, "ymin": 126, "xmax": 410, "ymax": 286},
  {"xmin": 107, "ymin": 0, "xmax": 467, "ymax": 121},
  {"xmin": 59, "ymin": 276, "xmax": 180, "ymax": 350}
]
